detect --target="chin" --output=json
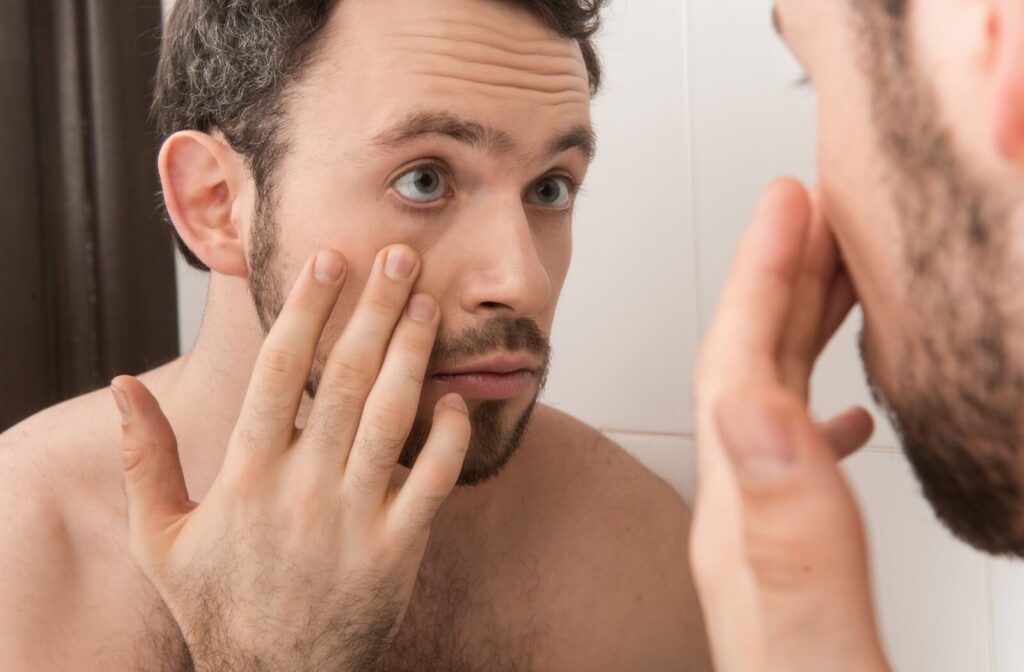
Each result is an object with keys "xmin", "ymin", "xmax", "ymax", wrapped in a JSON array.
[{"xmin": 860, "ymin": 324, "xmax": 1024, "ymax": 557}]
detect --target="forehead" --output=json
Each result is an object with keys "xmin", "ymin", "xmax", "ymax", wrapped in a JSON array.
[{"xmin": 291, "ymin": 0, "xmax": 592, "ymax": 151}]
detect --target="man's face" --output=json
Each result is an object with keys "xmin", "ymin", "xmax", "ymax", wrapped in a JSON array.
[
  {"xmin": 776, "ymin": 0, "xmax": 1024, "ymax": 554},
  {"xmin": 244, "ymin": 0, "xmax": 593, "ymax": 485}
]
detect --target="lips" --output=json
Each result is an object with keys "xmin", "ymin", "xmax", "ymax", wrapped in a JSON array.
[{"xmin": 430, "ymin": 355, "xmax": 541, "ymax": 401}]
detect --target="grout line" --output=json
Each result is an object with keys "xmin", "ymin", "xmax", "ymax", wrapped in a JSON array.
[
  {"xmin": 986, "ymin": 558, "xmax": 999, "ymax": 672},
  {"xmin": 600, "ymin": 428, "xmax": 693, "ymax": 440},
  {"xmin": 680, "ymin": 0, "xmax": 705, "ymax": 339}
]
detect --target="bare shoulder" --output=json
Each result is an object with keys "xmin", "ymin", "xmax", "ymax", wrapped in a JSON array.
[
  {"xmin": 525, "ymin": 404, "xmax": 692, "ymax": 521},
  {"xmin": 520, "ymin": 405, "xmax": 712, "ymax": 670},
  {"xmin": 0, "ymin": 389, "xmax": 178, "ymax": 671}
]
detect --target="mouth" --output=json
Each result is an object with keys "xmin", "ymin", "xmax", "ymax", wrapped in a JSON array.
[{"xmin": 430, "ymin": 355, "xmax": 541, "ymax": 401}]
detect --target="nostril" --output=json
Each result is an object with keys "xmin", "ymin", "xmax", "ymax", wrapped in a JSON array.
[{"xmin": 480, "ymin": 301, "xmax": 512, "ymax": 311}]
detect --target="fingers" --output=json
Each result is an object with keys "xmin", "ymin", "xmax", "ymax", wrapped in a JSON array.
[
  {"xmin": 778, "ymin": 204, "xmax": 840, "ymax": 398},
  {"xmin": 112, "ymin": 376, "xmax": 194, "ymax": 553},
  {"xmin": 388, "ymin": 395, "xmax": 471, "ymax": 537},
  {"xmin": 714, "ymin": 390, "xmax": 886, "ymax": 664},
  {"xmin": 302, "ymin": 245, "xmax": 421, "ymax": 463},
  {"xmin": 818, "ymin": 267, "xmax": 858, "ymax": 355},
  {"xmin": 820, "ymin": 406, "xmax": 875, "ymax": 460},
  {"xmin": 232, "ymin": 250, "xmax": 348, "ymax": 463},
  {"xmin": 709, "ymin": 179, "xmax": 813, "ymax": 365},
  {"xmin": 343, "ymin": 293, "xmax": 441, "ymax": 504}
]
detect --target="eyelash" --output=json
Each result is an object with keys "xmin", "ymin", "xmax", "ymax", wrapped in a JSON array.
[{"xmin": 387, "ymin": 162, "xmax": 581, "ymax": 215}]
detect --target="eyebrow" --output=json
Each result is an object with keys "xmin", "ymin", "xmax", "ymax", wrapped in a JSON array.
[{"xmin": 371, "ymin": 110, "xmax": 597, "ymax": 163}]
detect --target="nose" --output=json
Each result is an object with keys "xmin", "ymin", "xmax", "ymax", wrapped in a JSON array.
[{"xmin": 457, "ymin": 199, "xmax": 552, "ymax": 317}]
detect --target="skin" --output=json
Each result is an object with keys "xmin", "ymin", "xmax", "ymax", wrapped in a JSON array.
[
  {"xmin": 0, "ymin": 0, "xmax": 711, "ymax": 669},
  {"xmin": 692, "ymin": 0, "xmax": 1024, "ymax": 670}
]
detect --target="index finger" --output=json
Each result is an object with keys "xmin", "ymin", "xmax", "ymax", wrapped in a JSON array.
[
  {"xmin": 231, "ymin": 249, "xmax": 348, "ymax": 465},
  {"xmin": 708, "ymin": 178, "xmax": 813, "ymax": 362}
]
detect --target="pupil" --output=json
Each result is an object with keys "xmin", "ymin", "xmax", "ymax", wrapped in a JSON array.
[
  {"xmin": 416, "ymin": 171, "xmax": 437, "ymax": 192},
  {"xmin": 540, "ymin": 182, "xmax": 557, "ymax": 202}
]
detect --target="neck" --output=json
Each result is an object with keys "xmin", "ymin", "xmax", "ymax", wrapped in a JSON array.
[{"xmin": 153, "ymin": 272, "xmax": 267, "ymax": 499}]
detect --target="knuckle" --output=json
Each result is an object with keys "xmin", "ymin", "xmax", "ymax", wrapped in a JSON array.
[
  {"xmin": 259, "ymin": 348, "xmax": 303, "ymax": 380},
  {"xmin": 287, "ymin": 289, "xmax": 323, "ymax": 315},
  {"xmin": 396, "ymin": 325, "xmax": 436, "ymax": 358},
  {"xmin": 743, "ymin": 527, "xmax": 814, "ymax": 593},
  {"xmin": 407, "ymin": 486, "xmax": 449, "ymax": 525},
  {"xmin": 367, "ymin": 400, "xmax": 410, "ymax": 440},
  {"xmin": 306, "ymin": 398, "xmax": 361, "ymax": 444},
  {"xmin": 357, "ymin": 434, "xmax": 403, "ymax": 473},
  {"xmin": 325, "ymin": 357, "xmax": 374, "ymax": 395},
  {"xmin": 365, "ymin": 292, "xmax": 402, "ymax": 319}
]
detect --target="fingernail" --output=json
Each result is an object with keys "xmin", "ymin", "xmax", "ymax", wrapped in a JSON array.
[
  {"xmin": 406, "ymin": 294, "xmax": 436, "ymax": 322},
  {"xmin": 314, "ymin": 250, "xmax": 346, "ymax": 284},
  {"xmin": 384, "ymin": 247, "xmax": 416, "ymax": 280},
  {"xmin": 716, "ymin": 396, "xmax": 796, "ymax": 485},
  {"xmin": 110, "ymin": 384, "xmax": 132, "ymax": 425},
  {"xmin": 443, "ymin": 394, "xmax": 468, "ymax": 414}
]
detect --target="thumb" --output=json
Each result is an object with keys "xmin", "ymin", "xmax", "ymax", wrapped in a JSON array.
[
  {"xmin": 715, "ymin": 390, "xmax": 889, "ymax": 669},
  {"xmin": 111, "ymin": 376, "xmax": 192, "ymax": 541}
]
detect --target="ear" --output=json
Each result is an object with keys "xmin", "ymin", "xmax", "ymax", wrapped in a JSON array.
[
  {"xmin": 158, "ymin": 131, "xmax": 252, "ymax": 277},
  {"xmin": 992, "ymin": 0, "xmax": 1024, "ymax": 162}
]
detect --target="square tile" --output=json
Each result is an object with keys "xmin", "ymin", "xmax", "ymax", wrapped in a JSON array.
[
  {"xmin": 605, "ymin": 431, "xmax": 696, "ymax": 504},
  {"xmin": 842, "ymin": 449, "xmax": 991, "ymax": 672},
  {"xmin": 989, "ymin": 557, "xmax": 1024, "ymax": 672}
]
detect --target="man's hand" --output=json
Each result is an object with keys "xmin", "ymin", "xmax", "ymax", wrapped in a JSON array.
[
  {"xmin": 691, "ymin": 179, "xmax": 892, "ymax": 672},
  {"xmin": 110, "ymin": 246, "xmax": 470, "ymax": 671}
]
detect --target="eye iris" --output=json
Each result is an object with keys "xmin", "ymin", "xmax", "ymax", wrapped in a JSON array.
[
  {"xmin": 414, "ymin": 169, "xmax": 439, "ymax": 194},
  {"xmin": 538, "ymin": 180, "xmax": 561, "ymax": 204}
]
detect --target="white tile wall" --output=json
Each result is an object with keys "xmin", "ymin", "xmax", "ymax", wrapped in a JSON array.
[
  {"xmin": 843, "ymin": 449, "xmax": 992, "ymax": 671},
  {"xmin": 172, "ymin": 0, "xmax": 1021, "ymax": 669},
  {"xmin": 543, "ymin": 0, "xmax": 699, "ymax": 437},
  {"xmin": 991, "ymin": 558, "xmax": 1024, "ymax": 672}
]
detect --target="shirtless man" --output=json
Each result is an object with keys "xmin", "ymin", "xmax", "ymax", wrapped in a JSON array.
[{"xmin": 0, "ymin": 0, "xmax": 710, "ymax": 670}]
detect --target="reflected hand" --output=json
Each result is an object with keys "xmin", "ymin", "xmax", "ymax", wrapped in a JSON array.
[
  {"xmin": 691, "ymin": 179, "xmax": 891, "ymax": 672},
  {"xmin": 111, "ymin": 246, "xmax": 470, "ymax": 671}
]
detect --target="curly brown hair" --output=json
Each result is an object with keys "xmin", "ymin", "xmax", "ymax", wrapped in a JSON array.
[{"xmin": 153, "ymin": 0, "xmax": 609, "ymax": 271}]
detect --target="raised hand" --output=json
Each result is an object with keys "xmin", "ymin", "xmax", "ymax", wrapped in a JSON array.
[
  {"xmin": 110, "ymin": 246, "xmax": 470, "ymax": 671},
  {"xmin": 691, "ymin": 179, "xmax": 891, "ymax": 672}
]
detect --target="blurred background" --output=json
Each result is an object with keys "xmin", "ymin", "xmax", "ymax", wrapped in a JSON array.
[
  {"xmin": 5, "ymin": 1, "xmax": 1023, "ymax": 670},
  {"xmin": 1, "ymin": 1, "xmax": 176, "ymax": 430}
]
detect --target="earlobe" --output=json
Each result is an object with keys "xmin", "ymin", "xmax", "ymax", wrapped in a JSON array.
[
  {"xmin": 993, "ymin": 0, "xmax": 1024, "ymax": 162},
  {"xmin": 158, "ymin": 131, "xmax": 250, "ymax": 276}
]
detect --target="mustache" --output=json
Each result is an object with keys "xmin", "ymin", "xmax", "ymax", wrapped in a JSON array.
[
  {"xmin": 306, "ymin": 316, "xmax": 550, "ymax": 398},
  {"xmin": 427, "ymin": 316, "xmax": 550, "ymax": 375}
]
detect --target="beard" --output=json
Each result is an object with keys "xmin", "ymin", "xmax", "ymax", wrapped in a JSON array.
[
  {"xmin": 854, "ymin": 5, "xmax": 1024, "ymax": 555},
  {"xmin": 245, "ymin": 202, "xmax": 551, "ymax": 488}
]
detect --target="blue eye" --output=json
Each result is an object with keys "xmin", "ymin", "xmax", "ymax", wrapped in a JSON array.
[
  {"xmin": 527, "ymin": 176, "xmax": 573, "ymax": 208},
  {"xmin": 394, "ymin": 166, "xmax": 448, "ymax": 203}
]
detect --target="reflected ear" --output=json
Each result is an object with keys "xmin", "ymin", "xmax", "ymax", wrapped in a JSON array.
[
  {"xmin": 158, "ymin": 131, "xmax": 251, "ymax": 277},
  {"xmin": 993, "ymin": 0, "xmax": 1024, "ymax": 162}
]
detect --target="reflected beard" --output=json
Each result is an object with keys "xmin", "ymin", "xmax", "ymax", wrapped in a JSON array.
[{"xmin": 855, "ymin": 7, "xmax": 1024, "ymax": 555}]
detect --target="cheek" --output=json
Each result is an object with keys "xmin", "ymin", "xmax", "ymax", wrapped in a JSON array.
[{"xmin": 536, "ymin": 222, "xmax": 572, "ymax": 290}]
